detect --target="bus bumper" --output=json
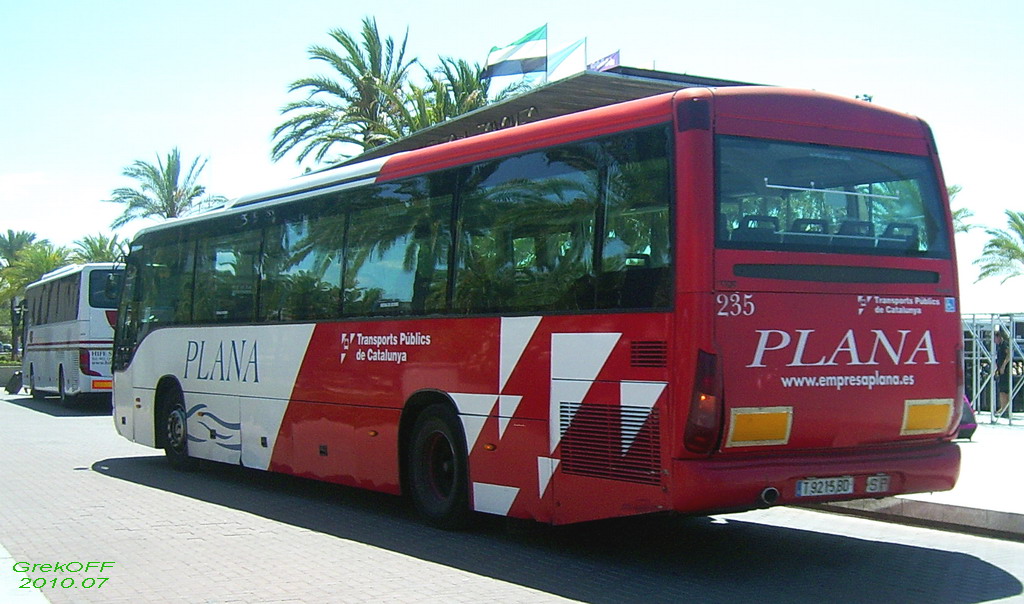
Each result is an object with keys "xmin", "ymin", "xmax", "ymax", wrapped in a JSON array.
[{"xmin": 669, "ymin": 441, "xmax": 961, "ymax": 514}]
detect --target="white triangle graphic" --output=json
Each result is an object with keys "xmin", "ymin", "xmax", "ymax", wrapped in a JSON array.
[
  {"xmin": 498, "ymin": 394, "xmax": 522, "ymax": 438},
  {"xmin": 450, "ymin": 393, "xmax": 498, "ymax": 451},
  {"xmin": 551, "ymin": 333, "xmax": 620, "ymax": 381},
  {"xmin": 500, "ymin": 316, "xmax": 541, "ymax": 392},
  {"xmin": 472, "ymin": 483, "xmax": 520, "ymax": 515},
  {"xmin": 549, "ymin": 333, "xmax": 620, "ymax": 453},
  {"xmin": 460, "ymin": 415, "xmax": 488, "ymax": 452},
  {"xmin": 549, "ymin": 379, "xmax": 595, "ymax": 453},
  {"xmin": 620, "ymin": 381, "xmax": 666, "ymax": 453},
  {"xmin": 537, "ymin": 456, "xmax": 560, "ymax": 496}
]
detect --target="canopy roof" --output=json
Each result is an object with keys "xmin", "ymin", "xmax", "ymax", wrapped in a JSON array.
[{"xmin": 346, "ymin": 67, "xmax": 758, "ymax": 164}]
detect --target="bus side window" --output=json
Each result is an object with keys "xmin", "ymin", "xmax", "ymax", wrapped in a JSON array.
[
  {"xmin": 456, "ymin": 148, "xmax": 597, "ymax": 314},
  {"xmin": 194, "ymin": 229, "xmax": 260, "ymax": 323},
  {"xmin": 596, "ymin": 127, "xmax": 672, "ymax": 310},
  {"xmin": 138, "ymin": 241, "xmax": 195, "ymax": 327},
  {"xmin": 261, "ymin": 206, "xmax": 345, "ymax": 322}
]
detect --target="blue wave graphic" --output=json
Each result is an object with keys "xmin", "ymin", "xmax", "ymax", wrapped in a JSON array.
[
  {"xmin": 184, "ymin": 402, "xmax": 241, "ymax": 453},
  {"xmin": 186, "ymin": 403, "xmax": 241, "ymax": 430},
  {"xmin": 198, "ymin": 421, "xmax": 240, "ymax": 440}
]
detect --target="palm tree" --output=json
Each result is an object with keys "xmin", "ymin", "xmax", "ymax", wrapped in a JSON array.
[
  {"xmin": 975, "ymin": 209, "xmax": 1024, "ymax": 283},
  {"xmin": 272, "ymin": 17, "xmax": 415, "ymax": 164},
  {"xmin": 953, "ymin": 207, "xmax": 975, "ymax": 234},
  {"xmin": 0, "ymin": 230, "xmax": 40, "ymax": 359},
  {"xmin": 2, "ymin": 241, "xmax": 72, "ymax": 357},
  {"xmin": 373, "ymin": 57, "xmax": 528, "ymax": 144},
  {"xmin": 4, "ymin": 242, "xmax": 72, "ymax": 287},
  {"xmin": 73, "ymin": 233, "xmax": 125, "ymax": 263},
  {"xmin": 106, "ymin": 148, "xmax": 226, "ymax": 228},
  {"xmin": 0, "ymin": 230, "xmax": 37, "ymax": 268},
  {"xmin": 947, "ymin": 185, "xmax": 976, "ymax": 234}
]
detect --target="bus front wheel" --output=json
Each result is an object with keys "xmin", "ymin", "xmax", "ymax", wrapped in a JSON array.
[
  {"xmin": 163, "ymin": 389, "xmax": 198, "ymax": 471},
  {"xmin": 29, "ymin": 367, "xmax": 44, "ymax": 400},
  {"xmin": 407, "ymin": 404, "xmax": 471, "ymax": 529}
]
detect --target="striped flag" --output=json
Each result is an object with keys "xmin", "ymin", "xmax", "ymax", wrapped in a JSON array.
[
  {"xmin": 483, "ymin": 25, "xmax": 547, "ymax": 79},
  {"xmin": 547, "ymin": 38, "xmax": 586, "ymax": 81},
  {"xmin": 588, "ymin": 50, "xmax": 620, "ymax": 72}
]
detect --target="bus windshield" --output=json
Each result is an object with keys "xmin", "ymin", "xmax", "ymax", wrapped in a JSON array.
[{"xmin": 716, "ymin": 136, "xmax": 950, "ymax": 258}]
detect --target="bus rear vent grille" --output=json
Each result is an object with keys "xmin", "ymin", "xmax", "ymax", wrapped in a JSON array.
[
  {"xmin": 631, "ymin": 341, "xmax": 668, "ymax": 368},
  {"xmin": 559, "ymin": 402, "xmax": 661, "ymax": 485}
]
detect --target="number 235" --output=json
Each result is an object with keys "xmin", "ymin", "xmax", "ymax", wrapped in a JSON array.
[{"xmin": 716, "ymin": 293, "xmax": 755, "ymax": 316}]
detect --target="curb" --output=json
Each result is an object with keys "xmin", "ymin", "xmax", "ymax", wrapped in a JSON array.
[{"xmin": 810, "ymin": 498, "xmax": 1024, "ymax": 542}]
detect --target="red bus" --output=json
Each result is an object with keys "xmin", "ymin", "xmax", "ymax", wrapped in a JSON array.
[{"xmin": 112, "ymin": 86, "xmax": 961, "ymax": 527}]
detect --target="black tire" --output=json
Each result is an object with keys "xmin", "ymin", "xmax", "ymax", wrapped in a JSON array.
[
  {"xmin": 163, "ymin": 388, "xmax": 198, "ymax": 471},
  {"xmin": 29, "ymin": 368, "xmax": 45, "ymax": 400},
  {"xmin": 58, "ymin": 367, "xmax": 76, "ymax": 405},
  {"xmin": 407, "ymin": 404, "xmax": 471, "ymax": 529}
]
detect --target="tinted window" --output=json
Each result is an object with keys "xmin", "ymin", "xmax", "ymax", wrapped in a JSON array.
[
  {"xmin": 88, "ymin": 269, "xmax": 123, "ymax": 309},
  {"xmin": 118, "ymin": 124, "xmax": 672, "ymax": 340},
  {"xmin": 137, "ymin": 240, "xmax": 196, "ymax": 326},
  {"xmin": 455, "ymin": 126, "xmax": 671, "ymax": 313},
  {"xmin": 194, "ymin": 229, "xmax": 261, "ymax": 323},
  {"xmin": 716, "ymin": 136, "xmax": 950, "ymax": 258},
  {"xmin": 344, "ymin": 177, "xmax": 452, "ymax": 316},
  {"xmin": 262, "ymin": 201, "xmax": 345, "ymax": 321}
]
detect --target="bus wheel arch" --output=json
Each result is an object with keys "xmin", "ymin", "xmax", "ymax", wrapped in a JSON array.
[
  {"xmin": 28, "ymin": 365, "xmax": 44, "ymax": 400},
  {"xmin": 400, "ymin": 391, "xmax": 472, "ymax": 529},
  {"xmin": 155, "ymin": 376, "xmax": 198, "ymax": 471}
]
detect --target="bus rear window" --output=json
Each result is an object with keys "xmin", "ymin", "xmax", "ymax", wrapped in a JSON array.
[
  {"xmin": 716, "ymin": 136, "xmax": 950, "ymax": 258},
  {"xmin": 89, "ymin": 269, "xmax": 123, "ymax": 309}
]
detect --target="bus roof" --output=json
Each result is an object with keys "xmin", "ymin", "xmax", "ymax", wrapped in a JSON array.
[
  {"xmin": 130, "ymin": 79, "xmax": 929, "ymax": 242},
  {"xmin": 130, "ymin": 67, "xmax": 756, "ymax": 242},
  {"xmin": 27, "ymin": 262, "xmax": 121, "ymax": 289}
]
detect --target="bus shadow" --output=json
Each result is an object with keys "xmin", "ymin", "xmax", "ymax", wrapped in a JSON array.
[
  {"xmin": 3, "ymin": 393, "xmax": 112, "ymax": 417},
  {"xmin": 93, "ymin": 455, "xmax": 1022, "ymax": 604}
]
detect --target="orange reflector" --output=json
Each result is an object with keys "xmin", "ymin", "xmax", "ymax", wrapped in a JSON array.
[
  {"xmin": 901, "ymin": 398, "xmax": 954, "ymax": 435},
  {"xmin": 726, "ymin": 406, "xmax": 793, "ymax": 447},
  {"xmin": 91, "ymin": 379, "xmax": 113, "ymax": 390}
]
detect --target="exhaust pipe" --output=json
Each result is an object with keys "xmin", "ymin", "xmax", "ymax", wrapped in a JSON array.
[{"xmin": 760, "ymin": 487, "xmax": 780, "ymax": 507}]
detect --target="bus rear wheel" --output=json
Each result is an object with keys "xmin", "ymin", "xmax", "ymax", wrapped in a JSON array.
[
  {"xmin": 163, "ymin": 389, "xmax": 198, "ymax": 471},
  {"xmin": 58, "ymin": 367, "xmax": 76, "ymax": 405},
  {"xmin": 407, "ymin": 404, "xmax": 471, "ymax": 529}
]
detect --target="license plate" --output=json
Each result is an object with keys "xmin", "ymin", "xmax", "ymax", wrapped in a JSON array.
[
  {"xmin": 866, "ymin": 474, "xmax": 891, "ymax": 494},
  {"xmin": 796, "ymin": 476, "xmax": 854, "ymax": 497}
]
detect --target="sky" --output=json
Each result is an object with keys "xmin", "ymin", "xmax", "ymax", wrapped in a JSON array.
[{"xmin": 1, "ymin": 0, "xmax": 1022, "ymax": 313}]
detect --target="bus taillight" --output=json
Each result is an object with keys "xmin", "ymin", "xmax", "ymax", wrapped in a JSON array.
[
  {"xmin": 685, "ymin": 350, "xmax": 724, "ymax": 454},
  {"xmin": 80, "ymin": 349, "xmax": 101, "ymax": 377}
]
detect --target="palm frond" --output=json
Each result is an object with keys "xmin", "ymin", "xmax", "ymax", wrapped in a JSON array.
[{"xmin": 974, "ymin": 210, "xmax": 1024, "ymax": 283}]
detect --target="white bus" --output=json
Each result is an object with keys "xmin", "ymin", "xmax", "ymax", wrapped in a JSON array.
[{"xmin": 22, "ymin": 263, "xmax": 123, "ymax": 402}]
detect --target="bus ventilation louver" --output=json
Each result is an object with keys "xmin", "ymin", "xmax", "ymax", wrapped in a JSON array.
[
  {"xmin": 630, "ymin": 341, "xmax": 668, "ymax": 368},
  {"xmin": 559, "ymin": 402, "xmax": 661, "ymax": 485}
]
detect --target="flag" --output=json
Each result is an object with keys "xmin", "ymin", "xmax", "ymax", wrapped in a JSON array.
[
  {"xmin": 588, "ymin": 50, "xmax": 620, "ymax": 73},
  {"xmin": 547, "ymin": 38, "xmax": 586, "ymax": 81},
  {"xmin": 483, "ymin": 25, "xmax": 547, "ymax": 79}
]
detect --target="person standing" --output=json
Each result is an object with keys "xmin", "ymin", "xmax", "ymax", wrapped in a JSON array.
[{"xmin": 995, "ymin": 327, "xmax": 1011, "ymax": 416}]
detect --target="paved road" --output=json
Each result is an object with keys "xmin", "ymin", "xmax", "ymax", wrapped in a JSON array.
[{"xmin": 2, "ymin": 393, "xmax": 1023, "ymax": 603}]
